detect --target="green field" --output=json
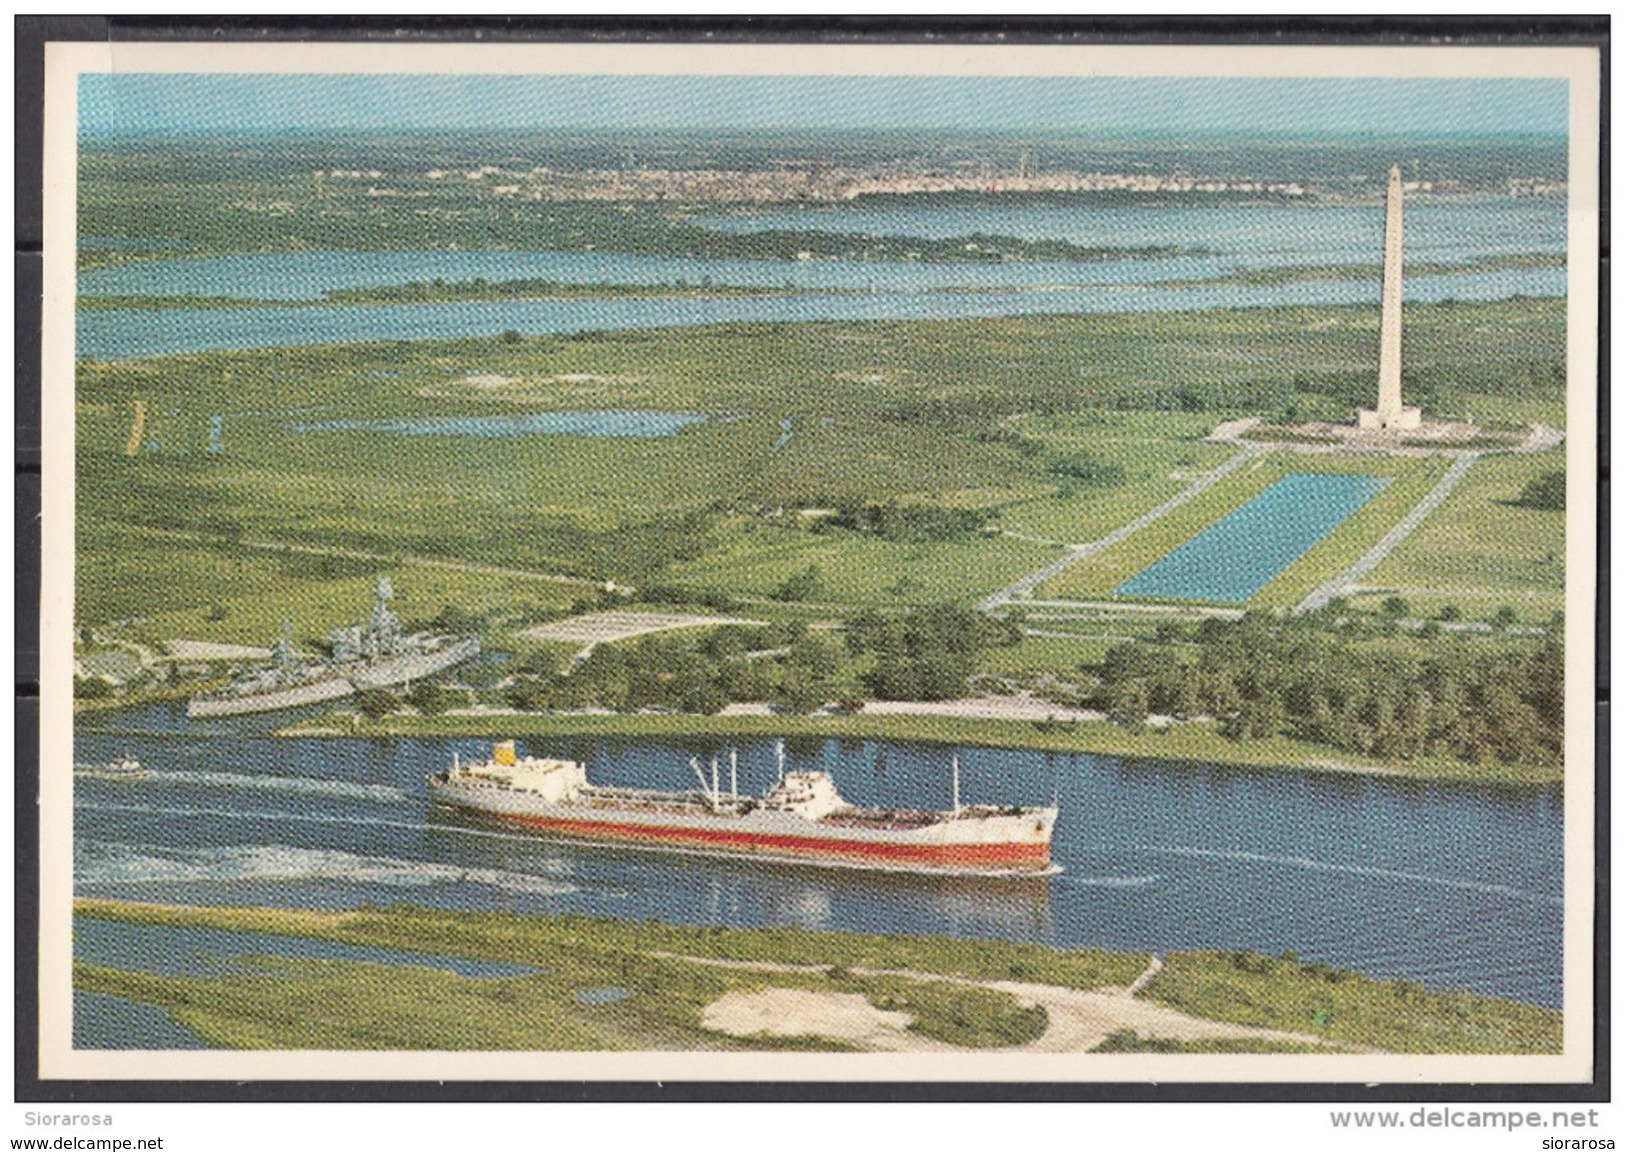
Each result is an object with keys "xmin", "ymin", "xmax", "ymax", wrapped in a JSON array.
[
  {"xmin": 78, "ymin": 521, "xmax": 582, "ymax": 649},
  {"xmin": 73, "ymin": 898, "xmax": 1560, "ymax": 1053},
  {"xmin": 78, "ymin": 300, "xmax": 1565, "ymax": 641},
  {"xmin": 76, "ymin": 301, "xmax": 1570, "ymax": 782},
  {"xmin": 995, "ymin": 411, "xmax": 1234, "ymax": 543},
  {"xmin": 668, "ymin": 519, "xmax": 1055, "ymax": 606},
  {"xmin": 1363, "ymin": 453, "xmax": 1567, "ymax": 618}
]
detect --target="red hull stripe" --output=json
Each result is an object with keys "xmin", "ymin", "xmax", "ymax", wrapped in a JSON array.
[{"xmin": 486, "ymin": 811, "xmax": 1051, "ymax": 868}]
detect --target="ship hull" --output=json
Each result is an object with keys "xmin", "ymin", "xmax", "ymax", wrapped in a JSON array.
[
  {"xmin": 428, "ymin": 777, "xmax": 1055, "ymax": 874},
  {"xmin": 187, "ymin": 636, "xmax": 480, "ymax": 717},
  {"xmin": 186, "ymin": 674, "xmax": 355, "ymax": 718}
]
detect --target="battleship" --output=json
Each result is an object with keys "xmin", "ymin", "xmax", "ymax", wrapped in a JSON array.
[
  {"xmin": 428, "ymin": 740, "xmax": 1058, "ymax": 874},
  {"xmin": 186, "ymin": 577, "xmax": 481, "ymax": 717}
]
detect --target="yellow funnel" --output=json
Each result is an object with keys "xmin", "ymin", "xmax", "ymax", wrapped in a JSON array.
[{"xmin": 492, "ymin": 740, "xmax": 517, "ymax": 766}]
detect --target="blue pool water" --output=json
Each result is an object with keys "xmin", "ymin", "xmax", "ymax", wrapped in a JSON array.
[
  {"xmin": 287, "ymin": 409, "xmax": 707, "ymax": 439},
  {"xmin": 1116, "ymin": 472, "xmax": 1388, "ymax": 602}
]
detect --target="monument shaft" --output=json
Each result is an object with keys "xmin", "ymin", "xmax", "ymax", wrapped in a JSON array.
[
  {"xmin": 1358, "ymin": 164, "xmax": 1422, "ymax": 432},
  {"xmin": 1377, "ymin": 164, "xmax": 1405, "ymax": 419}
]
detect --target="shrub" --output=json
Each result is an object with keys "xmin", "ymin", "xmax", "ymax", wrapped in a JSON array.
[
  {"xmin": 1516, "ymin": 470, "xmax": 1564, "ymax": 510},
  {"xmin": 355, "ymin": 689, "xmax": 401, "ymax": 719}
]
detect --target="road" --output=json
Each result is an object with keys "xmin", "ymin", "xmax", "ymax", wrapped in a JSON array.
[
  {"xmin": 978, "ymin": 443, "xmax": 1268, "ymax": 611},
  {"xmin": 1293, "ymin": 452, "xmax": 1481, "ymax": 615}
]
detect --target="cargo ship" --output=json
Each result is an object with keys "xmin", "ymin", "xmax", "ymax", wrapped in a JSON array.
[
  {"xmin": 187, "ymin": 577, "xmax": 479, "ymax": 718},
  {"xmin": 427, "ymin": 741, "xmax": 1058, "ymax": 875}
]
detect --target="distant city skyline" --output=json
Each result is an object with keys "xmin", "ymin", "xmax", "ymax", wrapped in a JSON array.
[{"xmin": 79, "ymin": 73, "xmax": 1566, "ymax": 138}]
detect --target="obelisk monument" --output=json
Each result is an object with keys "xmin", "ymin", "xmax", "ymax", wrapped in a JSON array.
[{"xmin": 1358, "ymin": 165, "xmax": 1423, "ymax": 432}]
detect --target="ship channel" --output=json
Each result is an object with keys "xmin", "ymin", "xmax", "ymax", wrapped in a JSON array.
[{"xmin": 73, "ymin": 713, "xmax": 1562, "ymax": 1008}]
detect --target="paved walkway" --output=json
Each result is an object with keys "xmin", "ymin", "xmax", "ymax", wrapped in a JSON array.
[
  {"xmin": 1294, "ymin": 452, "xmax": 1481, "ymax": 615},
  {"xmin": 980, "ymin": 443, "xmax": 1268, "ymax": 611},
  {"xmin": 1018, "ymin": 599, "xmax": 1246, "ymax": 620}
]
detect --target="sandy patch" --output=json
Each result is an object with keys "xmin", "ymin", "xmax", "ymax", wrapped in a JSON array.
[
  {"xmin": 464, "ymin": 374, "xmax": 516, "ymax": 388},
  {"xmin": 988, "ymin": 979, "xmax": 1332, "ymax": 1053},
  {"xmin": 523, "ymin": 610, "xmax": 763, "ymax": 649},
  {"xmin": 684, "ymin": 956, "xmax": 1350, "ymax": 1054},
  {"xmin": 702, "ymin": 988, "xmax": 935, "ymax": 1051},
  {"xmin": 862, "ymin": 695, "xmax": 1105, "ymax": 724}
]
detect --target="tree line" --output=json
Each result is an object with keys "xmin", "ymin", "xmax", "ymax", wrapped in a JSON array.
[{"xmin": 1096, "ymin": 615, "xmax": 1562, "ymax": 766}]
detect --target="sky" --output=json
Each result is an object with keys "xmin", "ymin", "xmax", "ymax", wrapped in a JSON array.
[{"xmin": 78, "ymin": 73, "xmax": 1567, "ymax": 138}]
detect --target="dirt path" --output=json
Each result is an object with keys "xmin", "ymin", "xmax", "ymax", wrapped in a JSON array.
[
  {"xmin": 1124, "ymin": 954, "xmax": 1163, "ymax": 996},
  {"xmin": 660, "ymin": 951, "xmax": 1355, "ymax": 1054}
]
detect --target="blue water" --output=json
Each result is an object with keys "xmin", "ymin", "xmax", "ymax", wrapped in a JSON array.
[
  {"xmin": 74, "ymin": 990, "xmax": 209, "ymax": 1050},
  {"xmin": 72, "ymin": 713, "xmax": 1563, "ymax": 1009},
  {"xmin": 575, "ymin": 986, "xmax": 632, "ymax": 1005},
  {"xmin": 74, "ymin": 267, "xmax": 1564, "ymax": 361},
  {"xmin": 74, "ymin": 916, "xmax": 536, "ymax": 979},
  {"xmin": 288, "ymin": 409, "xmax": 707, "ymax": 439},
  {"xmin": 695, "ymin": 197, "xmax": 1567, "ymax": 265},
  {"xmin": 1117, "ymin": 472, "xmax": 1389, "ymax": 602},
  {"xmin": 77, "ymin": 198, "xmax": 1567, "ymax": 302},
  {"xmin": 73, "ymin": 195, "xmax": 1565, "ymax": 360}
]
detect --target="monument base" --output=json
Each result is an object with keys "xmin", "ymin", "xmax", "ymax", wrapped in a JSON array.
[{"xmin": 1357, "ymin": 406, "xmax": 1423, "ymax": 432}]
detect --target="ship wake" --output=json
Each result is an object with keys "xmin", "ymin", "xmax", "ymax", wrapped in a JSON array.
[{"xmin": 73, "ymin": 839, "xmax": 578, "ymax": 897}]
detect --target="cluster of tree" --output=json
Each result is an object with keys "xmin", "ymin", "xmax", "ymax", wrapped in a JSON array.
[
  {"xmin": 771, "ymin": 566, "xmax": 824, "ymax": 602},
  {"xmin": 633, "ymin": 582, "xmax": 746, "ymax": 613},
  {"xmin": 846, "ymin": 604, "xmax": 1023, "ymax": 702},
  {"xmin": 73, "ymin": 676, "xmax": 117, "ymax": 700},
  {"xmin": 1095, "ymin": 615, "xmax": 1563, "ymax": 765},
  {"xmin": 1045, "ymin": 450, "xmax": 1127, "ymax": 488},
  {"xmin": 505, "ymin": 623, "xmax": 852, "ymax": 716},
  {"xmin": 818, "ymin": 498, "xmax": 996, "ymax": 543}
]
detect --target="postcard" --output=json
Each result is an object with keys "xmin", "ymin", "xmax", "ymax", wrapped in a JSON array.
[{"xmin": 33, "ymin": 35, "xmax": 1600, "ymax": 1090}]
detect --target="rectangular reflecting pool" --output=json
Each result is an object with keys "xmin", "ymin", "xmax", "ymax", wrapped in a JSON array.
[{"xmin": 1116, "ymin": 471, "xmax": 1389, "ymax": 602}]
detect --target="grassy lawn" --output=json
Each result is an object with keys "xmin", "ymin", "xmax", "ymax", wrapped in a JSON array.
[
  {"xmin": 75, "ymin": 299, "xmax": 1566, "ymax": 635},
  {"xmin": 78, "ymin": 518, "xmax": 386, "ymax": 625},
  {"xmin": 994, "ymin": 411, "xmax": 1233, "ymax": 543},
  {"xmin": 1365, "ymin": 453, "xmax": 1567, "ymax": 608},
  {"xmin": 975, "ymin": 633, "xmax": 1123, "ymax": 677},
  {"xmin": 668, "ymin": 518, "xmax": 1056, "ymax": 606},
  {"xmin": 80, "ymin": 520, "xmax": 580, "ymax": 650},
  {"xmin": 1147, "ymin": 950, "xmax": 1559, "ymax": 1055}
]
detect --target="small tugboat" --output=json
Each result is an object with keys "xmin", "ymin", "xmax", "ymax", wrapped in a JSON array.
[{"xmin": 77, "ymin": 754, "xmax": 148, "ymax": 780}]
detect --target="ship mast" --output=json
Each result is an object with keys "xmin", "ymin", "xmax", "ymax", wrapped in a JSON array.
[
  {"xmin": 729, "ymin": 748, "xmax": 738, "ymax": 801},
  {"xmin": 710, "ymin": 754, "xmax": 721, "ymax": 810},
  {"xmin": 776, "ymin": 739, "xmax": 786, "ymax": 783},
  {"xmin": 952, "ymin": 754, "xmax": 961, "ymax": 817},
  {"xmin": 690, "ymin": 756, "xmax": 714, "ymax": 807}
]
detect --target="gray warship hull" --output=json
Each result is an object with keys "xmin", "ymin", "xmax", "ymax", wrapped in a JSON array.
[{"xmin": 187, "ymin": 636, "xmax": 480, "ymax": 717}]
